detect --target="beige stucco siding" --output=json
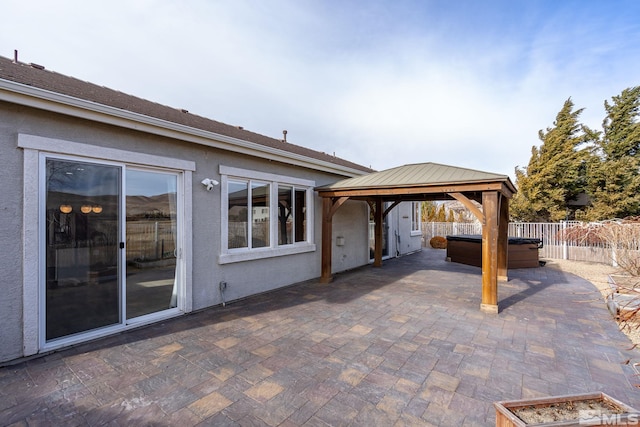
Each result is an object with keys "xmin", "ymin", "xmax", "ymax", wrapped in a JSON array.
[{"xmin": 0, "ymin": 101, "xmax": 372, "ymax": 362}]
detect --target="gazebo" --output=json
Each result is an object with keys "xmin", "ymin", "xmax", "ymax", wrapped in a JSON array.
[{"xmin": 315, "ymin": 162, "xmax": 516, "ymax": 313}]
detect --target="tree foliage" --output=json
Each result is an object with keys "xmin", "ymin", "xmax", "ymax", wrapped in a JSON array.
[
  {"xmin": 421, "ymin": 201, "xmax": 437, "ymax": 222},
  {"xmin": 583, "ymin": 86, "xmax": 640, "ymax": 220},
  {"xmin": 511, "ymin": 98, "xmax": 590, "ymax": 221},
  {"xmin": 421, "ymin": 201, "xmax": 464, "ymax": 223},
  {"xmin": 513, "ymin": 87, "xmax": 640, "ymax": 222}
]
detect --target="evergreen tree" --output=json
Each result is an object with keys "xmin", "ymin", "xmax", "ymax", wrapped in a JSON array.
[
  {"xmin": 584, "ymin": 86, "xmax": 640, "ymax": 220},
  {"xmin": 511, "ymin": 98, "xmax": 590, "ymax": 221},
  {"xmin": 421, "ymin": 201, "xmax": 437, "ymax": 222}
]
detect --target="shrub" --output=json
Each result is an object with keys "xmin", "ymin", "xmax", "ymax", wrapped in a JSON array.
[
  {"xmin": 430, "ymin": 236, "xmax": 447, "ymax": 249},
  {"xmin": 564, "ymin": 219, "xmax": 640, "ymax": 276}
]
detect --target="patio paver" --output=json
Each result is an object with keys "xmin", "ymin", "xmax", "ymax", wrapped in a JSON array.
[{"xmin": 2, "ymin": 248, "xmax": 640, "ymax": 425}]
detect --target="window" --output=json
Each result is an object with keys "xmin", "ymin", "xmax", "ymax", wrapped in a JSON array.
[
  {"xmin": 228, "ymin": 180, "xmax": 248, "ymax": 249},
  {"xmin": 277, "ymin": 186, "xmax": 307, "ymax": 245},
  {"xmin": 295, "ymin": 188, "xmax": 307, "ymax": 242},
  {"xmin": 411, "ymin": 202, "xmax": 422, "ymax": 235},
  {"xmin": 251, "ymin": 182, "xmax": 270, "ymax": 248},
  {"xmin": 227, "ymin": 180, "xmax": 271, "ymax": 250},
  {"xmin": 220, "ymin": 166, "xmax": 315, "ymax": 263}
]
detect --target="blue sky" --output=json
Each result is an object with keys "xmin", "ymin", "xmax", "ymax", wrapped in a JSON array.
[{"xmin": 3, "ymin": 0, "xmax": 640, "ymax": 179}]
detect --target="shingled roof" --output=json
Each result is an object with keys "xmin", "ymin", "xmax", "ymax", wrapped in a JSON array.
[{"xmin": 0, "ymin": 55, "xmax": 372, "ymax": 174}]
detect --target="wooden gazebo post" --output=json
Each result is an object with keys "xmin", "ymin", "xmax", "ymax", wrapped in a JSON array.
[
  {"xmin": 373, "ymin": 198, "xmax": 383, "ymax": 267},
  {"xmin": 320, "ymin": 196, "xmax": 350, "ymax": 283},
  {"xmin": 481, "ymin": 191, "xmax": 499, "ymax": 313},
  {"xmin": 498, "ymin": 195, "xmax": 509, "ymax": 281},
  {"xmin": 320, "ymin": 197, "xmax": 333, "ymax": 283}
]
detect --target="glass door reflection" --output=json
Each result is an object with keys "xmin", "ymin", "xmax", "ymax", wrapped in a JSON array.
[
  {"xmin": 45, "ymin": 159, "xmax": 120, "ymax": 340},
  {"xmin": 125, "ymin": 170, "xmax": 178, "ymax": 319}
]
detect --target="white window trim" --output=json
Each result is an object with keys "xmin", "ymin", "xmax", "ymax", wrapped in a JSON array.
[
  {"xmin": 411, "ymin": 201, "xmax": 422, "ymax": 236},
  {"xmin": 219, "ymin": 165, "xmax": 316, "ymax": 264},
  {"xmin": 19, "ymin": 133, "xmax": 195, "ymax": 356},
  {"xmin": 19, "ymin": 134, "xmax": 196, "ymax": 171}
]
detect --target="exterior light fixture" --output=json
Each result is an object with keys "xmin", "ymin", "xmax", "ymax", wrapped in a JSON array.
[
  {"xmin": 59, "ymin": 204, "xmax": 73, "ymax": 214},
  {"xmin": 91, "ymin": 205, "xmax": 103, "ymax": 214},
  {"xmin": 80, "ymin": 205, "xmax": 92, "ymax": 214},
  {"xmin": 201, "ymin": 178, "xmax": 219, "ymax": 191}
]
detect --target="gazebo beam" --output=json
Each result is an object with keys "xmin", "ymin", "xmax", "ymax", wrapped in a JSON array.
[
  {"xmin": 319, "ymin": 182, "xmax": 506, "ymax": 198},
  {"xmin": 448, "ymin": 192, "xmax": 484, "ymax": 223},
  {"xmin": 383, "ymin": 201, "xmax": 401, "ymax": 218},
  {"xmin": 328, "ymin": 196, "xmax": 350, "ymax": 218}
]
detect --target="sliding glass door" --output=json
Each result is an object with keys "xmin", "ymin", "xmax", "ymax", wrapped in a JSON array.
[
  {"xmin": 125, "ymin": 170, "xmax": 178, "ymax": 319},
  {"xmin": 45, "ymin": 159, "xmax": 121, "ymax": 340},
  {"xmin": 44, "ymin": 157, "xmax": 181, "ymax": 343}
]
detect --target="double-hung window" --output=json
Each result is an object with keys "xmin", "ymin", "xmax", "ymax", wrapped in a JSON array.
[{"xmin": 220, "ymin": 166, "xmax": 315, "ymax": 263}]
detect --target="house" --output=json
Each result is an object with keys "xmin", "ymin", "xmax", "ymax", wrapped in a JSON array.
[{"xmin": 0, "ymin": 56, "xmax": 423, "ymax": 363}]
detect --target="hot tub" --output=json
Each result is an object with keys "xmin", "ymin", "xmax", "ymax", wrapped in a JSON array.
[{"xmin": 445, "ymin": 234, "xmax": 542, "ymax": 269}]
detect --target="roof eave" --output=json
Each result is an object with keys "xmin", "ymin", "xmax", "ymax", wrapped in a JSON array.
[{"xmin": 0, "ymin": 78, "xmax": 367, "ymax": 178}]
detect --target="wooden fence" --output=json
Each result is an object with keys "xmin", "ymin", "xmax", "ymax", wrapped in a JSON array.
[
  {"xmin": 126, "ymin": 220, "xmax": 176, "ymax": 262},
  {"xmin": 421, "ymin": 221, "xmax": 617, "ymax": 265}
]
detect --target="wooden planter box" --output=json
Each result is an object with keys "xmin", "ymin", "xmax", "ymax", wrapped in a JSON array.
[
  {"xmin": 494, "ymin": 392, "xmax": 638, "ymax": 426},
  {"xmin": 446, "ymin": 235, "xmax": 542, "ymax": 269}
]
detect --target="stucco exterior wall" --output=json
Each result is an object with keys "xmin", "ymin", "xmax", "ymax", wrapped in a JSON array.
[
  {"xmin": 0, "ymin": 103, "xmax": 27, "ymax": 363},
  {"xmin": 0, "ymin": 101, "xmax": 374, "ymax": 362},
  {"xmin": 331, "ymin": 200, "xmax": 370, "ymax": 273},
  {"xmin": 395, "ymin": 202, "xmax": 424, "ymax": 256}
]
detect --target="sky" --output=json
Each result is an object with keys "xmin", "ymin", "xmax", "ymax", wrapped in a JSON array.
[{"xmin": 3, "ymin": 0, "xmax": 640, "ymax": 180}]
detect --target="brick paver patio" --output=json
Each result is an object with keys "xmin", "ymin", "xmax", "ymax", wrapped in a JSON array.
[{"xmin": 2, "ymin": 249, "xmax": 640, "ymax": 426}]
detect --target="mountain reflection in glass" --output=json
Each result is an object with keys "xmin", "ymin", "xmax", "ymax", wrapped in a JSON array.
[{"xmin": 45, "ymin": 159, "xmax": 120, "ymax": 340}]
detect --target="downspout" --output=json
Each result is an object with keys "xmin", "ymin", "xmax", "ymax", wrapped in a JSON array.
[{"xmin": 395, "ymin": 208, "xmax": 401, "ymax": 257}]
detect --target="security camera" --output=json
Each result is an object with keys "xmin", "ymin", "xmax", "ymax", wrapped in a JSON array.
[{"xmin": 201, "ymin": 178, "xmax": 219, "ymax": 191}]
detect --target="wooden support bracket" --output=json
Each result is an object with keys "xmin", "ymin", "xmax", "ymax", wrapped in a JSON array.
[
  {"xmin": 448, "ymin": 192, "xmax": 484, "ymax": 224},
  {"xmin": 329, "ymin": 196, "xmax": 350, "ymax": 219},
  {"xmin": 383, "ymin": 201, "xmax": 401, "ymax": 218}
]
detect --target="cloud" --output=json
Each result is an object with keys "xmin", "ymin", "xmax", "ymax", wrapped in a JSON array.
[{"xmin": 3, "ymin": 0, "xmax": 640, "ymax": 180}]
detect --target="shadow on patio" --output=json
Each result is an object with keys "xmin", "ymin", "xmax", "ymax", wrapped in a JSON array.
[{"xmin": 2, "ymin": 248, "xmax": 640, "ymax": 426}]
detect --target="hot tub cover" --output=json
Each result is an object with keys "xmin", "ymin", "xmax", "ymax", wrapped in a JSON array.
[{"xmin": 446, "ymin": 234, "xmax": 542, "ymax": 247}]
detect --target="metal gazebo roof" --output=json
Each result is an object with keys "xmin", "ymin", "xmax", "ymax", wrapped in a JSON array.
[{"xmin": 316, "ymin": 162, "xmax": 516, "ymax": 195}]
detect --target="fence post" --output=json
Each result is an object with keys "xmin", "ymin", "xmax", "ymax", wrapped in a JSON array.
[
  {"xmin": 154, "ymin": 222, "xmax": 159, "ymax": 260},
  {"xmin": 562, "ymin": 221, "xmax": 568, "ymax": 260}
]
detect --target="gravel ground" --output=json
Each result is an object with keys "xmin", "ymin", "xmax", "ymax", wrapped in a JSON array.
[{"xmin": 543, "ymin": 258, "xmax": 640, "ymax": 346}]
